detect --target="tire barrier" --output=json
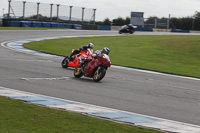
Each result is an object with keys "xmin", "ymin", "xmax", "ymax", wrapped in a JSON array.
[
  {"xmin": 7, "ymin": 21, "xmax": 81, "ymax": 29},
  {"xmin": 7, "ymin": 21, "xmax": 21, "ymax": 27},
  {"xmin": 171, "ymin": 29, "xmax": 190, "ymax": 33}
]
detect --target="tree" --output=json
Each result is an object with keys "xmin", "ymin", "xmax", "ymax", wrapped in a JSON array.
[
  {"xmin": 18, "ymin": 14, "xmax": 49, "ymax": 20},
  {"xmin": 145, "ymin": 16, "xmax": 158, "ymax": 24},
  {"xmin": 125, "ymin": 17, "xmax": 130, "ymax": 24},
  {"xmin": 194, "ymin": 11, "xmax": 200, "ymax": 19},
  {"xmin": 112, "ymin": 17, "xmax": 130, "ymax": 26},
  {"xmin": 171, "ymin": 16, "xmax": 195, "ymax": 30},
  {"xmin": 103, "ymin": 18, "xmax": 111, "ymax": 25},
  {"xmin": 193, "ymin": 11, "xmax": 200, "ymax": 30}
]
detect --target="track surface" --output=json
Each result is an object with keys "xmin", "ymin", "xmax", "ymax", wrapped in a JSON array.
[{"xmin": 0, "ymin": 30, "xmax": 200, "ymax": 126}]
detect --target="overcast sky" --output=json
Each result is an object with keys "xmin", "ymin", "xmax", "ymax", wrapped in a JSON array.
[{"xmin": 1, "ymin": 0, "xmax": 200, "ymax": 21}]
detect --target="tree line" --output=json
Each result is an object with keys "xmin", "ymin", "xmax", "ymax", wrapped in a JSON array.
[{"xmin": 98, "ymin": 11, "xmax": 200, "ymax": 30}]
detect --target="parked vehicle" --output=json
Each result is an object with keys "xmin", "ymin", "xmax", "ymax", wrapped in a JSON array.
[
  {"xmin": 74, "ymin": 53, "xmax": 111, "ymax": 82},
  {"xmin": 61, "ymin": 48, "xmax": 92, "ymax": 68},
  {"xmin": 119, "ymin": 24, "xmax": 135, "ymax": 34}
]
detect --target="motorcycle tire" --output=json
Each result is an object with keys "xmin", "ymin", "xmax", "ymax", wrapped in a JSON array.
[
  {"xmin": 119, "ymin": 31, "xmax": 122, "ymax": 34},
  {"xmin": 93, "ymin": 67, "xmax": 106, "ymax": 82},
  {"xmin": 74, "ymin": 67, "xmax": 83, "ymax": 78},
  {"xmin": 61, "ymin": 56, "xmax": 69, "ymax": 68},
  {"xmin": 130, "ymin": 30, "xmax": 135, "ymax": 34}
]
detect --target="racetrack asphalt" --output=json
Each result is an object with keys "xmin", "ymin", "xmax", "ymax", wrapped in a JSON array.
[{"xmin": 0, "ymin": 29, "xmax": 200, "ymax": 128}]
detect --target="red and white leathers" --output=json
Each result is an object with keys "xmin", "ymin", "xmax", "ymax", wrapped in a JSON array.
[{"xmin": 80, "ymin": 50, "xmax": 102, "ymax": 64}]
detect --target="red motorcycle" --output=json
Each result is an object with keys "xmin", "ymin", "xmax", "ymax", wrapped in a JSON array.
[
  {"xmin": 74, "ymin": 54, "xmax": 111, "ymax": 82},
  {"xmin": 61, "ymin": 49, "xmax": 93, "ymax": 68}
]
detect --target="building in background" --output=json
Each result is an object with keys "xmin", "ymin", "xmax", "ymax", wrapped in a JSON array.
[{"xmin": 130, "ymin": 12, "xmax": 144, "ymax": 27}]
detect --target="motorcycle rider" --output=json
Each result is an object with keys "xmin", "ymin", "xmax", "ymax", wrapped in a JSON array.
[
  {"xmin": 126, "ymin": 24, "xmax": 134, "ymax": 31},
  {"xmin": 100, "ymin": 47, "xmax": 110, "ymax": 55},
  {"xmin": 68, "ymin": 43, "xmax": 94, "ymax": 61},
  {"xmin": 119, "ymin": 24, "xmax": 135, "ymax": 34},
  {"xmin": 80, "ymin": 47, "xmax": 110, "ymax": 68}
]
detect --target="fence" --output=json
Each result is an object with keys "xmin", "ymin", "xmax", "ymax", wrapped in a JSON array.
[
  {"xmin": 7, "ymin": 0, "xmax": 96, "ymax": 24},
  {"xmin": 144, "ymin": 18, "xmax": 169, "ymax": 29}
]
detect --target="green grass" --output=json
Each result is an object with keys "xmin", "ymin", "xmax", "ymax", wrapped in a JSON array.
[
  {"xmin": 0, "ymin": 97, "xmax": 161, "ymax": 133},
  {"xmin": 0, "ymin": 27, "xmax": 68, "ymax": 30},
  {"xmin": 24, "ymin": 35, "xmax": 200, "ymax": 78}
]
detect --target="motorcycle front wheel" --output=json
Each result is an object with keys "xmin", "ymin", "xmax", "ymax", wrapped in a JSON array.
[
  {"xmin": 93, "ymin": 67, "xmax": 106, "ymax": 82},
  {"xmin": 74, "ymin": 66, "xmax": 83, "ymax": 78},
  {"xmin": 130, "ymin": 29, "xmax": 135, "ymax": 34},
  {"xmin": 61, "ymin": 56, "xmax": 69, "ymax": 68}
]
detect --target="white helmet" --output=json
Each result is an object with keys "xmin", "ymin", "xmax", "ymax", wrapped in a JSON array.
[
  {"xmin": 102, "ymin": 47, "xmax": 110, "ymax": 55},
  {"xmin": 88, "ymin": 43, "xmax": 94, "ymax": 49}
]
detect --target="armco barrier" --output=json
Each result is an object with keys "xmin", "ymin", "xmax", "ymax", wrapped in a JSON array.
[
  {"xmin": 42, "ymin": 22, "xmax": 51, "ymax": 28},
  {"xmin": 171, "ymin": 29, "xmax": 190, "ymax": 33},
  {"xmin": 58, "ymin": 23, "xmax": 65, "ymax": 28},
  {"xmin": 21, "ymin": 21, "xmax": 32, "ymax": 27},
  {"xmin": 6, "ymin": 20, "xmax": 85, "ymax": 30},
  {"xmin": 32, "ymin": 22, "xmax": 42, "ymax": 28},
  {"xmin": 135, "ymin": 27, "xmax": 153, "ymax": 32},
  {"xmin": 7, "ymin": 21, "xmax": 21, "ymax": 27},
  {"xmin": 73, "ymin": 24, "xmax": 82, "ymax": 30},
  {"xmin": 50, "ymin": 23, "xmax": 60, "ymax": 28},
  {"xmin": 97, "ymin": 25, "xmax": 111, "ymax": 30},
  {"xmin": 82, "ymin": 24, "xmax": 97, "ymax": 30},
  {"xmin": 50, "ymin": 23, "xmax": 76, "ymax": 29},
  {"xmin": 65, "ymin": 24, "xmax": 73, "ymax": 29}
]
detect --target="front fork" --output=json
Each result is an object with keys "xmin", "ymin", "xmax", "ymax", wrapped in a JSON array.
[
  {"xmin": 95, "ymin": 66, "xmax": 106, "ymax": 75},
  {"xmin": 96, "ymin": 66, "xmax": 101, "ymax": 74}
]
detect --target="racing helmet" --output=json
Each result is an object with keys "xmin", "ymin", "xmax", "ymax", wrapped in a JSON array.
[
  {"xmin": 102, "ymin": 47, "xmax": 110, "ymax": 55},
  {"xmin": 88, "ymin": 43, "xmax": 94, "ymax": 49}
]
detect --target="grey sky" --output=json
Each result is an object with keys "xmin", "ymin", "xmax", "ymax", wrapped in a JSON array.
[{"xmin": 0, "ymin": 0, "xmax": 199, "ymax": 20}]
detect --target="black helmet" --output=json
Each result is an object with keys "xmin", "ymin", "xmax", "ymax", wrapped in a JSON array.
[
  {"xmin": 102, "ymin": 47, "xmax": 110, "ymax": 55},
  {"xmin": 88, "ymin": 43, "xmax": 94, "ymax": 49}
]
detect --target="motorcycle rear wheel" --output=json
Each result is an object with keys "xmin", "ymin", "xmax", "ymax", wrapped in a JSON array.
[
  {"xmin": 74, "ymin": 67, "xmax": 83, "ymax": 78},
  {"xmin": 93, "ymin": 67, "xmax": 106, "ymax": 82},
  {"xmin": 61, "ymin": 56, "xmax": 69, "ymax": 68}
]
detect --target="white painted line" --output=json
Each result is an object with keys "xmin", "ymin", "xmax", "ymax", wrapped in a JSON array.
[
  {"xmin": 136, "ymin": 121, "xmax": 200, "ymax": 133},
  {"xmin": 49, "ymin": 104, "xmax": 114, "ymax": 113},
  {"xmin": 16, "ymin": 59, "xmax": 53, "ymax": 62},
  {"xmin": 21, "ymin": 77, "xmax": 70, "ymax": 80},
  {"xmin": 111, "ymin": 65, "xmax": 200, "ymax": 81},
  {"xmin": 0, "ymin": 90, "xmax": 34, "ymax": 97}
]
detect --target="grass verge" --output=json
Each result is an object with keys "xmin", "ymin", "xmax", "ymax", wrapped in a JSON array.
[
  {"xmin": 24, "ymin": 35, "xmax": 200, "ymax": 78},
  {"xmin": 0, "ymin": 96, "xmax": 162, "ymax": 133}
]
